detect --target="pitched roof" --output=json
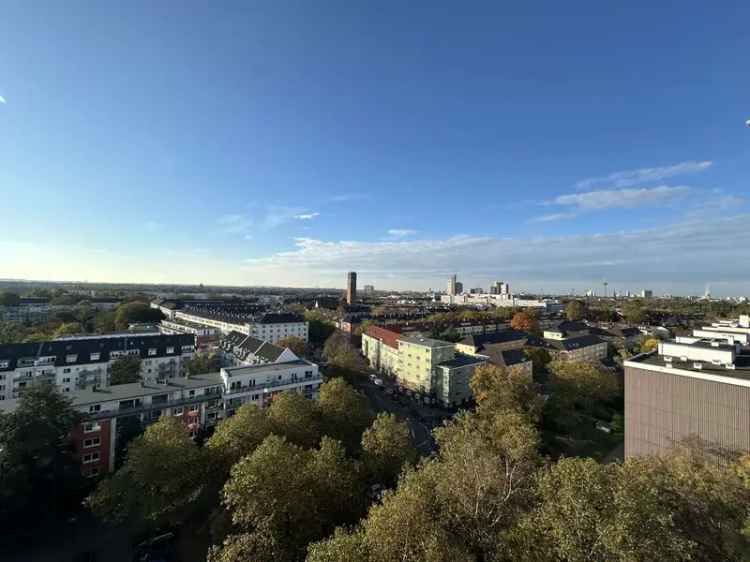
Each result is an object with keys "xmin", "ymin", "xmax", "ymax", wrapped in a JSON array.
[
  {"xmin": 0, "ymin": 334, "xmax": 195, "ymax": 371},
  {"xmin": 460, "ymin": 329, "xmax": 528, "ymax": 349},
  {"xmin": 364, "ymin": 325, "xmax": 402, "ymax": 349},
  {"xmin": 546, "ymin": 334, "xmax": 606, "ymax": 351}
]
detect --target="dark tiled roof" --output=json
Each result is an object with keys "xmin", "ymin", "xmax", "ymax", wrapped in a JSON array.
[
  {"xmin": 438, "ymin": 353, "xmax": 486, "ymax": 369},
  {"xmin": 460, "ymin": 329, "xmax": 528, "ymax": 349},
  {"xmin": 255, "ymin": 342, "xmax": 285, "ymax": 362},
  {"xmin": 255, "ymin": 312, "xmax": 305, "ymax": 324},
  {"xmin": 0, "ymin": 334, "xmax": 195, "ymax": 371},
  {"xmin": 547, "ymin": 334, "xmax": 606, "ymax": 352}
]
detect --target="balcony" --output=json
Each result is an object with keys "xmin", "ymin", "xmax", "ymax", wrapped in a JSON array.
[{"xmin": 224, "ymin": 375, "xmax": 322, "ymax": 396}]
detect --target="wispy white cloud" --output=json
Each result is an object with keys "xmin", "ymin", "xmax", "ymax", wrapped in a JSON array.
[
  {"xmin": 576, "ymin": 160, "xmax": 712, "ymax": 190},
  {"xmin": 531, "ymin": 185, "xmax": 692, "ymax": 222},
  {"xmin": 554, "ymin": 185, "xmax": 691, "ymax": 210},
  {"xmin": 330, "ymin": 193, "xmax": 369, "ymax": 203},
  {"xmin": 387, "ymin": 229, "xmax": 417, "ymax": 238},
  {"xmin": 217, "ymin": 213, "xmax": 253, "ymax": 234},
  {"xmin": 0, "ymin": 96, "xmax": 6, "ymax": 104},
  {"xmin": 240, "ymin": 215, "xmax": 750, "ymax": 294},
  {"xmin": 529, "ymin": 212, "xmax": 578, "ymax": 223},
  {"xmin": 294, "ymin": 212, "xmax": 320, "ymax": 220}
]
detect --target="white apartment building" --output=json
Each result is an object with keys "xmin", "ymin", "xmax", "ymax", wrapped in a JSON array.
[
  {"xmin": 0, "ymin": 333, "xmax": 195, "ymax": 402},
  {"xmin": 174, "ymin": 310, "xmax": 308, "ymax": 343},
  {"xmin": 0, "ymin": 356, "xmax": 323, "ymax": 477},
  {"xmin": 222, "ymin": 359, "xmax": 322, "ymax": 415}
]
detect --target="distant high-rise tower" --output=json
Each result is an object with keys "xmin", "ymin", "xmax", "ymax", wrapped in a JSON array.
[
  {"xmin": 447, "ymin": 274, "xmax": 458, "ymax": 296},
  {"xmin": 346, "ymin": 272, "xmax": 357, "ymax": 304}
]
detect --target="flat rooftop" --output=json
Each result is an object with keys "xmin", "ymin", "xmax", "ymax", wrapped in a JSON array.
[
  {"xmin": 627, "ymin": 352, "xmax": 750, "ymax": 382},
  {"xmin": 222, "ymin": 359, "xmax": 315, "ymax": 377},
  {"xmin": 397, "ymin": 335, "xmax": 454, "ymax": 348}
]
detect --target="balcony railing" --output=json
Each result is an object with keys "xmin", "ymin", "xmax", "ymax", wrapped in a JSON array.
[{"xmin": 225, "ymin": 375, "xmax": 322, "ymax": 395}]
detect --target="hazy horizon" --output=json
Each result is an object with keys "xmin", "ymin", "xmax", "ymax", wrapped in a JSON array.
[{"xmin": 2, "ymin": 2, "xmax": 748, "ymax": 296}]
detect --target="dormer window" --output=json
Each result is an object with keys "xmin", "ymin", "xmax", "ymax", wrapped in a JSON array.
[
  {"xmin": 148, "ymin": 348, "xmax": 157, "ymax": 356},
  {"xmin": 90, "ymin": 352, "xmax": 101, "ymax": 361},
  {"xmin": 66, "ymin": 354, "xmax": 78, "ymax": 364},
  {"xmin": 166, "ymin": 347, "xmax": 174, "ymax": 354}
]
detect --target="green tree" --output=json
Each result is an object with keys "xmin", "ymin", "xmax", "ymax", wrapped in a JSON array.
[
  {"xmin": 205, "ymin": 403, "xmax": 272, "ymax": 477},
  {"xmin": 218, "ymin": 435, "xmax": 363, "ymax": 562},
  {"xmin": 523, "ymin": 346, "xmax": 552, "ymax": 377},
  {"xmin": 94, "ymin": 311, "xmax": 117, "ymax": 333},
  {"xmin": 565, "ymin": 300, "xmax": 585, "ymax": 322},
  {"xmin": 109, "ymin": 355, "xmax": 142, "ymax": 385},
  {"xmin": 184, "ymin": 353, "xmax": 222, "ymax": 376},
  {"xmin": 318, "ymin": 378, "xmax": 373, "ymax": 454},
  {"xmin": 323, "ymin": 331, "xmax": 366, "ymax": 372},
  {"xmin": 53, "ymin": 321, "xmax": 84, "ymax": 338},
  {"xmin": 0, "ymin": 382, "xmax": 83, "ymax": 532},
  {"xmin": 0, "ymin": 320, "xmax": 27, "ymax": 344},
  {"xmin": 621, "ymin": 301, "xmax": 646, "ymax": 325},
  {"xmin": 0, "ymin": 291, "xmax": 21, "ymax": 306},
  {"xmin": 305, "ymin": 310, "xmax": 336, "ymax": 346},
  {"xmin": 470, "ymin": 363, "xmax": 543, "ymax": 424},
  {"xmin": 278, "ymin": 335, "xmax": 307, "ymax": 357},
  {"xmin": 361, "ymin": 413, "xmax": 417, "ymax": 488},
  {"xmin": 640, "ymin": 337, "xmax": 659, "ymax": 353},
  {"xmin": 113, "ymin": 301, "xmax": 163, "ymax": 330},
  {"xmin": 88, "ymin": 416, "xmax": 207, "ymax": 530},
  {"xmin": 546, "ymin": 360, "xmax": 618, "ymax": 429},
  {"xmin": 267, "ymin": 391, "xmax": 322, "ymax": 448}
]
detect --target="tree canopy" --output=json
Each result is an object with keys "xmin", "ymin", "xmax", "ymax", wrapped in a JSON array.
[{"xmin": 109, "ymin": 355, "xmax": 142, "ymax": 385}]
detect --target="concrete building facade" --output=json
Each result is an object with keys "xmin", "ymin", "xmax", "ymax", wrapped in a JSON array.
[{"xmin": 624, "ymin": 335, "xmax": 750, "ymax": 459}]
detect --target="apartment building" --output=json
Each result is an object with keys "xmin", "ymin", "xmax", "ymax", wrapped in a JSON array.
[
  {"xmin": 248, "ymin": 313, "xmax": 309, "ymax": 343},
  {"xmin": 159, "ymin": 318, "xmax": 221, "ymax": 351},
  {"xmin": 455, "ymin": 330, "xmax": 533, "ymax": 378},
  {"xmin": 219, "ymin": 331, "xmax": 299, "ymax": 366},
  {"xmin": 0, "ymin": 333, "xmax": 196, "ymax": 402},
  {"xmin": 528, "ymin": 322, "xmax": 608, "ymax": 363},
  {"xmin": 362, "ymin": 326, "xmax": 486, "ymax": 406},
  {"xmin": 173, "ymin": 309, "xmax": 308, "ymax": 343},
  {"xmin": 222, "ymin": 359, "xmax": 322, "ymax": 415},
  {"xmin": 624, "ymin": 336, "xmax": 749, "ymax": 459},
  {"xmin": 0, "ymin": 357, "xmax": 322, "ymax": 477}
]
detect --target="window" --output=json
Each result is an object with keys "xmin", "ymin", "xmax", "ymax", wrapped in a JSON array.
[
  {"xmin": 188, "ymin": 390, "xmax": 195, "ymax": 397},
  {"xmin": 62, "ymin": 377, "xmax": 71, "ymax": 383},
  {"xmin": 83, "ymin": 422, "xmax": 101, "ymax": 433},
  {"xmin": 148, "ymin": 348, "xmax": 157, "ymax": 356},
  {"xmin": 0, "ymin": 360, "xmax": 9, "ymax": 369},
  {"xmin": 82, "ymin": 452, "xmax": 100, "ymax": 464},
  {"xmin": 151, "ymin": 410, "xmax": 162, "ymax": 420},
  {"xmin": 89, "ymin": 404, "xmax": 101, "ymax": 413},
  {"xmin": 173, "ymin": 407, "xmax": 184, "ymax": 415},
  {"xmin": 90, "ymin": 352, "xmax": 101, "ymax": 361},
  {"xmin": 166, "ymin": 346, "xmax": 175, "ymax": 354},
  {"xmin": 87, "ymin": 467, "xmax": 101, "ymax": 478},
  {"xmin": 189, "ymin": 405, "xmax": 199, "ymax": 413},
  {"xmin": 66, "ymin": 354, "xmax": 78, "ymax": 363},
  {"xmin": 83, "ymin": 437, "xmax": 101, "ymax": 448}
]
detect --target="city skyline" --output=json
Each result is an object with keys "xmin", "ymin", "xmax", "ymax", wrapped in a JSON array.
[{"xmin": 1, "ymin": 2, "xmax": 749, "ymax": 295}]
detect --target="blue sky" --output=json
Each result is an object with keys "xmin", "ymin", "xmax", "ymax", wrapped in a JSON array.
[{"xmin": 1, "ymin": 1, "xmax": 748, "ymax": 295}]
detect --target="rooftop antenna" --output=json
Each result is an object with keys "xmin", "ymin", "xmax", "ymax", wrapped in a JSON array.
[{"xmin": 603, "ymin": 279, "xmax": 608, "ymax": 298}]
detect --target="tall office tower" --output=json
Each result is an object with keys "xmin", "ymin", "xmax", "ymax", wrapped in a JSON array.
[
  {"xmin": 500, "ymin": 282, "xmax": 510, "ymax": 295},
  {"xmin": 454, "ymin": 281, "xmax": 463, "ymax": 294},
  {"xmin": 346, "ymin": 272, "xmax": 357, "ymax": 304},
  {"xmin": 448, "ymin": 274, "xmax": 458, "ymax": 296}
]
